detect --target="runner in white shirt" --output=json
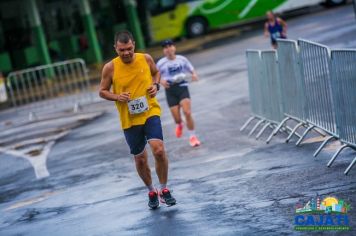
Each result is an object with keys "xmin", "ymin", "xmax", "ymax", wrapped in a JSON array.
[{"xmin": 157, "ymin": 39, "xmax": 201, "ymax": 147}]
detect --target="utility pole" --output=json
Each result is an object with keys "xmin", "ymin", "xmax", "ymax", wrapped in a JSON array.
[
  {"xmin": 77, "ymin": 0, "xmax": 103, "ymax": 63},
  {"xmin": 124, "ymin": 0, "xmax": 145, "ymax": 50},
  {"xmin": 27, "ymin": 0, "xmax": 51, "ymax": 65}
]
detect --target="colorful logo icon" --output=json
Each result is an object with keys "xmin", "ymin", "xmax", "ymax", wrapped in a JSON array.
[
  {"xmin": 294, "ymin": 195, "xmax": 351, "ymax": 231},
  {"xmin": 296, "ymin": 196, "xmax": 350, "ymax": 214}
]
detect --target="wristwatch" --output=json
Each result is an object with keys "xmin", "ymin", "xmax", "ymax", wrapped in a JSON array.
[{"xmin": 154, "ymin": 82, "xmax": 160, "ymax": 91}]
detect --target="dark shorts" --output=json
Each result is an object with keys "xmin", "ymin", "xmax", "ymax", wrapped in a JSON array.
[
  {"xmin": 123, "ymin": 116, "xmax": 163, "ymax": 156},
  {"xmin": 165, "ymin": 84, "xmax": 190, "ymax": 107}
]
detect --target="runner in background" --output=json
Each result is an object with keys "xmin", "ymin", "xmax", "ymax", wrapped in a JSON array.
[
  {"xmin": 157, "ymin": 39, "xmax": 201, "ymax": 147},
  {"xmin": 264, "ymin": 11, "xmax": 287, "ymax": 49}
]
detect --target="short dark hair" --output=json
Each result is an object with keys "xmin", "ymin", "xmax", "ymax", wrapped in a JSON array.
[
  {"xmin": 161, "ymin": 39, "xmax": 174, "ymax": 47},
  {"xmin": 114, "ymin": 30, "xmax": 134, "ymax": 44}
]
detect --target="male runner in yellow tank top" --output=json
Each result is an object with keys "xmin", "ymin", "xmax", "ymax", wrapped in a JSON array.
[{"xmin": 99, "ymin": 31, "xmax": 176, "ymax": 209}]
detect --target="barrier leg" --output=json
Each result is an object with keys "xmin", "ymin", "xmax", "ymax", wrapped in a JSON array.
[
  {"xmin": 313, "ymin": 136, "xmax": 336, "ymax": 157},
  {"xmin": 248, "ymin": 119, "xmax": 265, "ymax": 137},
  {"xmin": 8, "ymin": 84, "xmax": 18, "ymax": 108},
  {"xmin": 344, "ymin": 157, "xmax": 356, "ymax": 175},
  {"xmin": 284, "ymin": 126, "xmax": 301, "ymax": 139},
  {"xmin": 266, "ymin": 117, "xmax": 290, "ymax": 144},
  {"xmin": 73, "ymin": 102, "xmax": 82, "ymax": 113},
  {"xmin": 240, "ymin": 116, "xmax": 257, "ymax": 132},
  {"xmin": 28, "ymin": 112, "xmax": 38, "ymax": 121},
  {"xmin": 296, "ymin": 125, "xmax": 315, "ymax": 146},
  {"xmin": 256, "ymin": 122, "xmax": 271, "ymax": 140},
  {"xmin": 327, "ymin": 144, "xmax": 349, "ymax": 167},
  {"xmin": 286, "ymin": 122, "xmax": 304, "ymax": 143}
]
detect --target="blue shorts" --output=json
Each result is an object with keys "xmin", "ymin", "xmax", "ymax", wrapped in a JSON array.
[{"xmin": 123, "ymin": 116, "xmax": 163, "ymax": 156}]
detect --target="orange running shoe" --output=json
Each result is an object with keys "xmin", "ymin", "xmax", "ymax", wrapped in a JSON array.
[
  {"xmin": 189, "ymin": 135, "xmax": 201, "ymax": 147},
  {"xmin": 175, "ymin": 123, "xmax": 183, "ymax": 138}
]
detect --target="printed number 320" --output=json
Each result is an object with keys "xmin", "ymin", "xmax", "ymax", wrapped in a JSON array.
[{"xmin": 131, "ymin": 102, "xmax": 145, "ymax": 110}]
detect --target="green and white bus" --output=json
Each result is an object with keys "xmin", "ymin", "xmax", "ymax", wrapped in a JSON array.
[{"xmin": 147, "ymin": 0, "xmax": 346, "ymax": 42}]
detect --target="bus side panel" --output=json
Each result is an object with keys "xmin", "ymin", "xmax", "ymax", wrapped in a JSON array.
[
  {"xmin": 274, "ymin": 0, "xmax": 325, "ymax": 13},
  {"xmin": 149, "ymin": 4, "xmax": 190, "ymax": 42},
  {"xmin": 191, "ymin": 0, "xmax": 287, "ymax": 29},
  {"xmin": 241, "ymin": 0, "xmax": 286, "ymax": 19}
]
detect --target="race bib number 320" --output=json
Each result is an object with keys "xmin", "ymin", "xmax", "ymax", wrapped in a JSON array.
[{"xmin": 128, "ymin": 96, "xmax": 149, "ymax": 115}]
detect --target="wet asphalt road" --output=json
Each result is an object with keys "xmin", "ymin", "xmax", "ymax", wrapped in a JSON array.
[{"xmin": 0, "ymin": 4, "xmax": 356, "ymax": 236}]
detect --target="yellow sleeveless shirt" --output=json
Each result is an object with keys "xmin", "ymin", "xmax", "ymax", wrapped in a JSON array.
[{"xmin": 112, "ymin": 53, "xmax": 161, "ymax": 129}]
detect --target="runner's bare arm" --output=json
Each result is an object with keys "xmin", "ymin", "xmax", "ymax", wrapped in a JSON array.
[
  {"xmin": 145, "ymin": 54, "xmax": 160, "ymax": 97},
  {"xmin": 160, "ymin": 79, "xmax": 170, "ymax": 89},
  {"xmin": 191, "ymin": 69, "xmax": 199, "ymax": 82},
  {"xmin": 99, "ymin": 62, "xmax": 130, "ymax": 102},
  {"xmin": 145, "ymin": 54, "xmax": 160, "ymax": 84},
  {"xmin": 264, "ymin": 22, "xmax": 269, "ymax": 37}
]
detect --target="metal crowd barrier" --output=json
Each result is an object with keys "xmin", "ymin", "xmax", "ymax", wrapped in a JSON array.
[
  {"xmin": 259, "ymin": 50, "xmax": 287, "ymax": 139},
  {"xmin": 266, "ymin": 39, "xmax": 328, "ymax": 147},
  {"xmin": 297, "ymin": 39, "xmax": 338, "ymax": 152},
  {"xmin": 261, "ymin": 51, "xmax": 284, "ymax": 122},
  {"xmin": 6, "ymin": 59, "xmax": 93, "ymax": 117},
  {"xmin": 240, "ymin": 50, "xmax": 264, "ymax": 134},
  {"xmin": 242, "ymin": 39, "xmax": 356, "ymax": 175},
  {"xmin": 298, "ymin": 39, "xmax": 337, "ymax": 135},
  {"xmin": 328, "ymin": 49, "xmax": 356, "ymax": 175},
  {"xmin": 241, "ymin": 50, "xmax": 294, "ymax": 140},
  {"xmin": 266, "ymin": 40, "xmax": 308, "ymax": 144}
]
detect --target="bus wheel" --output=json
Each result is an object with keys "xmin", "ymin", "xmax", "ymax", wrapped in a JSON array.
[
  {"xmin": 326, "ymin": 0, "xmax": 346, "ymax": 6},
  {"xmin": 186, "ymin": 17, "xmax": 208, "ymax": 38}
]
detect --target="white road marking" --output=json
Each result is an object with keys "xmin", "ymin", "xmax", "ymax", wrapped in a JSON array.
[{"xmin": 0, "ymin": 131, "xmax": 69, "ymax": 179}]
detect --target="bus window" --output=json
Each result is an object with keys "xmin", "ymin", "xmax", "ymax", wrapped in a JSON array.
[
  {"xmin": 149, "ymin": 0, "xmax": 177, "ymax": 16},
  {"xmin": 162, "ymin": 0, "xmax": 176, "ymax": 8}
]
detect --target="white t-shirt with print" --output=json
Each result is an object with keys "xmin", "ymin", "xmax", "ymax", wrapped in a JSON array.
[{"xmin": 157, "ymin": 55, "xmax": 194, "ymax": 87}]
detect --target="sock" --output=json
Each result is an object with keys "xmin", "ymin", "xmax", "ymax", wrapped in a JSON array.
[
  {"xmin": 177, "ymin": 122, "xmax": 183, "ymax": 128},
  {"xmin": 188, "ymin": 130, "xmax": 195, "ymax": 137},
  {"xmin": 147, "ymin": 184, "xmax": 155, "ymax": 192},
  {"xmin": 160, "ymin": 183, "xmax": 167, "ymax": 191}
]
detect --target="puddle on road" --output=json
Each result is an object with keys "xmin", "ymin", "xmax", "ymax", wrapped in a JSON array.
[
  {"xmin": 278, "ymin": 197, "xmax": 300, "ymax": 205},
  {"xmin": 268, "ymin": 165, "xmax": 287, "ymax": 171},
  {"xmin": 27, "ymin": 149, "xmax": 42, "ymax": 157},
  {"xmin": 246, "ymin": 200, "xmax": 275, "ymax": 209},
  {"xmin": 16, "ymin": 206, "xmax": 67, "ymax": 223}
]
